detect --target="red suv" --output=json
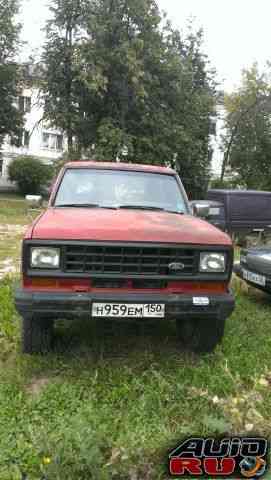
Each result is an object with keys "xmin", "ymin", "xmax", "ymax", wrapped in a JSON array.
[{"xmin": 15, "ymin": 162, "xmax": 235, "ymax": 354}]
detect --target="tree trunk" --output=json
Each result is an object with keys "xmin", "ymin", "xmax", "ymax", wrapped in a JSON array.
[
  {"xmin": 66, "ymin": 24, "xmax": 73, "ymax": 156},
  {"xmin": 67, "ymin": 133, "xmax": 73, "ymax": 153}
]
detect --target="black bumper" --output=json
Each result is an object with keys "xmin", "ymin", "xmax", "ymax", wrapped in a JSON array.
[
  {"xmin": 15, "ymin": 289, "xmax": 235, "ymax": 321},
  {"xmin": 234, "ymin": 263, "xmax": 271, "ymax": 292}
]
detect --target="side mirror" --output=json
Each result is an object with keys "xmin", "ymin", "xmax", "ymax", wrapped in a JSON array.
[
  {"xmin": 193, "ymin": 203, "xmax": 210, "ymax": 219},
  {"xmin": 25, "ymin": 195, "xmax": 43, "ymax": 208}
]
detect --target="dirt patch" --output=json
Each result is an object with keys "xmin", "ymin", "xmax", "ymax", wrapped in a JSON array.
[
  {"xmin": 0, "ymin": 257, "xmax": 19, "ymax": 279},
  {"xmin": 26, "ymin": 377, "xmax": 51, "ymax": 396},
  {"xmin": 0, "ymin": 224, "xmax": 28, "ymax": 237},
  {"xmin": 1, "ymin": 258, "xmax": 14, "ymax": 266},
  {"xmin": 0, "ymin": 265, "xmax": 17, "ymax": 277},
  {"xmin": 0, "ymin": 224, "xmax": 26, "ymax": 279}
]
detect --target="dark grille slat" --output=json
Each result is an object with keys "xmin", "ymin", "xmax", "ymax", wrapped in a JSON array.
[
  {"xmin": 65, "ymin": 252, "xmax": 195, "ymax": 260},
  {"xmin": 64, "ymin": 259, "xmax": 195, "ymax": 266},
  {"xmin": 64, "ymin": 244, "xmax": 196, "ymax": 276}
]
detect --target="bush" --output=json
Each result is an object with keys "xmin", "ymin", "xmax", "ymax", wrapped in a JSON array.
[
  {"xmin": 8, "ymin": 156, "xmax": 53, "ymax": 195},
  {"xmin": 210, "ymin": 177, "xmax": 243, "ymax": 190}
]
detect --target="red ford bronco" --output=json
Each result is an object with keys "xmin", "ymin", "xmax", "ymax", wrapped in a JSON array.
[{"xmin": 15, "ymin": 162, "xmax": 235, "ymax": 354}]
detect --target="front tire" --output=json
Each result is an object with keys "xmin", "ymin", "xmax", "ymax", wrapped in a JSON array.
[
  {"xmin": 22, "ymin": 316, "xmax": 54, "ymax": 354},
  {"xmin": 176, "ymin": 316, "xmax": 226, "ymax": 353}
]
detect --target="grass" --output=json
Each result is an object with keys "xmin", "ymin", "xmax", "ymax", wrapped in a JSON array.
[
  {"xmin": 0, "ymin": 193, "xmax": 44, "ymax": 225},
  {"xmin": 0, "ymin": 194, "xmax": 42, "ymax": 270},
  {"xmin": 1, "ymin": 279, "xmax": 271, "ymax": 479},
  {"xmin": 0, "ymin": 202, "xmax": 271, "ymax": 479}
]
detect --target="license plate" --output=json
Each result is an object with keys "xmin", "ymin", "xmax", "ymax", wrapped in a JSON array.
[
  {"xmin": 242, "ymin": 268, "xmax": 266, "ymax": 287},
  {"xmin": 92, "ymin": 303, "xmax": 165, "ymax": 318}
]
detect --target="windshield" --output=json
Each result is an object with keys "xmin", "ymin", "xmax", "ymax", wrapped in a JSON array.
[{"xmin": 54, "ymin": 168, "xmax": 187, "ymax": 213}]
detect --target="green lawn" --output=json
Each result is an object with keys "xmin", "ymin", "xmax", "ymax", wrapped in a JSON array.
[
  {"xmin": 0, "ymin": 193, "xmax": 44, "ymax": 223},
  {"xmin": 0, "ymin": 195, "xmax": 42, "ymax": 275},
  {"xmin": 0, "ymin": 201, "xmax": 271, "ymax": 479}
]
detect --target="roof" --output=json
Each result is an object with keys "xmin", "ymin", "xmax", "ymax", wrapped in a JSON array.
[
  {"xmin": 208, "ymin": 189, "xmax": 271, "ymax": 195},
  {"xmin": 64, "ymin": 161, "xmax": 176, "ymax": 175}
]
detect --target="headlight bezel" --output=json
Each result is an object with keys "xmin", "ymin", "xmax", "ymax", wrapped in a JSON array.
[
  {"xmin": 199, "ymin": 252, "xmax": 226, "ymax": 273},
  {"xmin": 30, "ymin": 247, "xmax": 61, "ymax": 269}
]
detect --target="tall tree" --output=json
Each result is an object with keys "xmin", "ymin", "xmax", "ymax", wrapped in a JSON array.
[
  {"xmin": 0, "ymin": 0, "xmax": 22, "ymax": 149},
  {"xmin": 42, "ymin": 0, "xmax": 88, "ymax": 153},
  {"xmin": 80, "ymin": 0, "xmax": 165, "ymax": 158},
  {"xmin": 221, "ymin": 64, "xmax": 271, "ymax": 189},
  {"xmin": 82, "ymin": 1, "xmax": 216, "ymax": 197},
  {"xmin": 166, "ymin": 28, "xmax": 217, "ymax": 198},
  {"xmin": 43, "ymin": 0, "xmax": 216, "ymax": 197}
]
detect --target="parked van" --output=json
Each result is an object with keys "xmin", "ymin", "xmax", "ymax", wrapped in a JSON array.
[{"xmin": 206, "ymin": 189, "xmax": 271, "ymax": 236}]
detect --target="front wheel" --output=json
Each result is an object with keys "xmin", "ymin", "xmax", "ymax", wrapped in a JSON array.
[
  {"xmin": 22, "ymin": 316, "xmax": 54, "ymax": 354},
  {"xmin": 176, "ymin": 316, "xmax": 226, "ymax": 353}
]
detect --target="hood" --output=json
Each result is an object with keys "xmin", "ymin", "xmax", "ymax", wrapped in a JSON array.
[{"xmin": 31, "ymin": 208, "xmax": 232, "ymax": 246}]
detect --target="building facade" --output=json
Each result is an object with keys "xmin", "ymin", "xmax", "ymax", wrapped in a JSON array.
[{"xmin": 0, "ymin": 85, "xmax": 66, "ymax": 191}]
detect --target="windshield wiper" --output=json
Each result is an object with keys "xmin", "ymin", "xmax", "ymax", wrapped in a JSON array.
[
  {"xmin": 55, "ymin": 203, "xmax": 117, "ymax": 210},
  {"xmin": 55, "ymin": 203, "xmax": 183, "ymax": 213},
  {"xmin": 118, "ymin": 205, "xmax": 164, "ymax": 211},
  {"xmin": 118, "ymin": 205, "xmax": 184, "ymax": 214}
]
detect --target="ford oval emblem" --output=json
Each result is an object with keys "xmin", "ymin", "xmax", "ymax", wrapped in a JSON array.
[{"xmin": 168, "ymin": 262, "xmax": 185, "ymax": 272}]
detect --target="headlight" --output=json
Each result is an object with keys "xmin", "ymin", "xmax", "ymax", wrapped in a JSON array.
[
  {"xmin": 31, "ymin": 247, "xmax": 60, "ymax": 269},
  {"xmin": 200, "ymin": 252, "xmax": 226, "ymax": 273}
]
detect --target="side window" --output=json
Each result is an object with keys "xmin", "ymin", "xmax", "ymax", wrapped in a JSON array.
[
  {"xmin": 42, "ymin": 132, "xmax": 50, "ymax": 149},
  {"xmin": 19, "ymin": 96, "xmax": 31, "ymax": 113},
  {"xmin": 56, "ymin": 134, "xmax": 63, "ymax": 151},
  {"xmin": 42, "ymin": 132, "xmax": 63, "ymax": 151},
  {"xmin": 24, "ymin": 130, "xmax": 30, "ymax": 148},
  {"xmin": 10, "ymin": 129, "xmax": 30, "ymax": 148}
]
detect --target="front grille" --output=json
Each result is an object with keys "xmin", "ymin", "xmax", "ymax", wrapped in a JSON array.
[
  {"xmin": 92, "ymin": 278, "xmax": 167, "ymax": 288},
  {"xmin": 63, "ymin": 244, "xmax": 197, "ymax": 277}
]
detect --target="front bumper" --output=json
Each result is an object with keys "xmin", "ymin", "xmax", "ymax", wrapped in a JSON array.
[
  {"xmin": 15, "ymin": 289, "xmax": 235, "ymax": 321},
  {"xmin": 234, "ymin": 262, "xmax": 271, "ymax": 292}
]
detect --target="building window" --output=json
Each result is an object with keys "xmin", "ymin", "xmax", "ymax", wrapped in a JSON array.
[
  {"xmin": 19, "ymin": 96, "xmax": 31, "ymax": 113},
  {"xmin": 10, "ymin": 129, "xmax": 30, "ymax": 148},
  {"xmin": 42, "ymin": 132, "xmax": 63, "ymax": 151}
]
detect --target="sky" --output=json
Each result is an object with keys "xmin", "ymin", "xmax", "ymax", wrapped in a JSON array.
[
  {"xmin": 159, "ymin": 0, "xmax": 271, "ymax": 91},
  {"xmin": 20, "ymin": 0, "xmax": 271, "ymax": 91}
]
